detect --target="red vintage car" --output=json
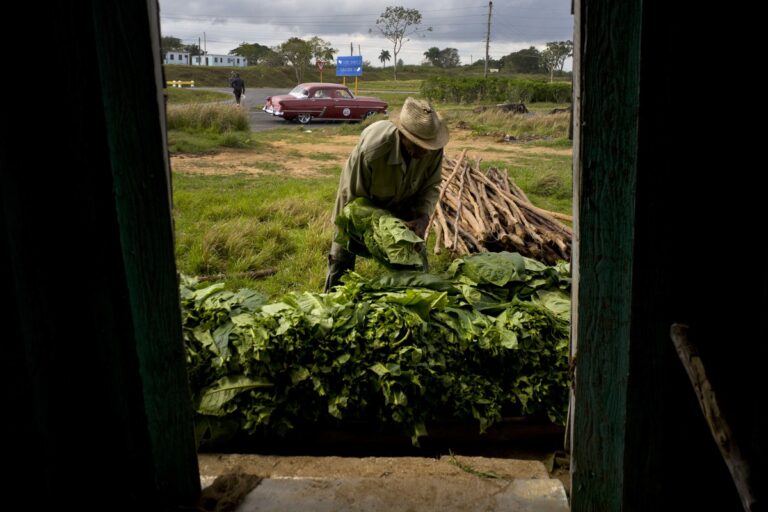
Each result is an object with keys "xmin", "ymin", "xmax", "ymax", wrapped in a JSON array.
[{"xmin": 262, "ymin": 83, "xmax": 388, "ymax": 124}]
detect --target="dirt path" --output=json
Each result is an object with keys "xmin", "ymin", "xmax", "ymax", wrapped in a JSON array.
[{"xmin": 169, "ymin": 129, "xmax": 570, "ymax": 178}]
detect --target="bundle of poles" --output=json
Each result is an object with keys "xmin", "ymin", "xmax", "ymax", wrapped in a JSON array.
[{"xmin": 428, "ymin": 149, "xmax": 573, "ymax": 265}]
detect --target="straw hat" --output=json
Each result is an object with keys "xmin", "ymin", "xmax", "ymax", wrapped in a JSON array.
[{"xmin": 394, "ymin": 97, "xmax": 449, "ymax": 150}]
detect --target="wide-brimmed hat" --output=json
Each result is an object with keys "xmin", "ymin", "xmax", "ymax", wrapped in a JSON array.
[{"xmin": 394, "ymin": 97, "xmax": 449, "ymax": 150}]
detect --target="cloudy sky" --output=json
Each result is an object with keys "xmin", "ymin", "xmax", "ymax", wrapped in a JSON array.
[{"xmin": 158, "ymin": 0, "xmax": 573, "ymax": 69}]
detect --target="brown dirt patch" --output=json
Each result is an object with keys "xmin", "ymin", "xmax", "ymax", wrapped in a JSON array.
[{"xmin": 169, "ymin": 132, "xmax": 570, "ymax": 178}]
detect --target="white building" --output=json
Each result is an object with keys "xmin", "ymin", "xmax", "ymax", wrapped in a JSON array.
[
  {"xmin": 163, "ymin": 51, "xmax": 190, "ymax": 65},
  {"xmin": 163, "ymin": 52, "xmax": 248, "ymax": 67},
  {"xmin": 191, "ymin": 54, "xmax": 248, "ymax": 67}
]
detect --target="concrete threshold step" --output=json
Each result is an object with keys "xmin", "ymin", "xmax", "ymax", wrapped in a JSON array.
[
  {"xmin": 199, "ymin": 454, "xmax": 569, "ymax": 512},
  {"xmin": 233, "ymin": 476, "xmax": 568, "ymax": 512}
]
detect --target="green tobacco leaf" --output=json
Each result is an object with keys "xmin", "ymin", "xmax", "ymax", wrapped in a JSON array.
[
  {"xmin": 369, "ymin": 362, "xmax": 390, "ymax": 377},
  {"xmin": 291, "ymin": 367, "xmax": 310, "ymax": 384},
  {"xmin": 366, "ymin": 270, "xmax": 456, "ymax": 292},
  {"xmin": 198, "ymin": 375, "xmax": 273, "ymax": 416},
  {"xmin": 535, "ymin": 290, "xmax": 571, "ymax": 320},
  {"xmin": 450, "ymin": 252, "xmax": 526, "ymax": 286},
  {"xmin": 260, "ymin": 302, "xmax": 291, "ymax": 315},
  {"xmin": 336, "ymin": 198, "xmax": 424, "ymax": 269},
  {"xmin": 334, "ymin": 353, "xmax": 351, "ymax": 366},
  {"xmin": 190, "ymin": 282, "xmax": 226, "ymax": 302},
  {"xmin": 182, "ymin": 250, "xmax": 571, "ymax": 444}
]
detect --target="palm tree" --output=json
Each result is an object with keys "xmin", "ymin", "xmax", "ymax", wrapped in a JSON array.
[{"xmin": 379, "ymin": 49, "xmax": 391, "ymax": 69}]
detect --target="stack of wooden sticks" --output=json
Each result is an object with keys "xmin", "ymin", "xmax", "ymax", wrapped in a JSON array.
[{"xmin": 428, "ymin": 149, "xmax": 572, "ymax": 264}]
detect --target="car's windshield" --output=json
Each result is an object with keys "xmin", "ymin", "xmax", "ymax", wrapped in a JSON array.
[{"xmin": 289, "ymin": 86, "xmax": 309, "ymax": 98}]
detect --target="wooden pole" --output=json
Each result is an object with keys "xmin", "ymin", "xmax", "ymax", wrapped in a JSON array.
[{"xmin": 670, "ymin": 323, "xmax": 756, "ymax": 512}]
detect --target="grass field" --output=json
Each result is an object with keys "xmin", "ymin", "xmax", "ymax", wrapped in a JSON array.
[{"xmin": 167, "ymin": 89, "xmax": 573, "ymax": 299}]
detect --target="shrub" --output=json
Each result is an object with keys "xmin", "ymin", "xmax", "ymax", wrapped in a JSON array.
[
  {"xmin": 421, "ymin": 77, "xmax": 572, "ymax": 104},
  {"xmin": 166, "ymin": 103, "xmax": 249, "ymax": 133}
]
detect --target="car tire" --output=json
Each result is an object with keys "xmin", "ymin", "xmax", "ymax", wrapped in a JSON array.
[
  {"xmin": 297, "ymin": 113, "xmax": 312, "ymax": 124},
  {"xmin": 364, "ymin": 111, "xmax": 376, "ymax": 120}
]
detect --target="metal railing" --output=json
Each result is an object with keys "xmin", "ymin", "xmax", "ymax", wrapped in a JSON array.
[{"xmin": 166, "ymin": 80, "xmax": 195, "ymax": 88}]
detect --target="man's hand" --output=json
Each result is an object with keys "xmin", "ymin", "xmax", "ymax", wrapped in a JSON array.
[{"xmin": 403, "ymin": 214, "xmax": 430, "ymax": 238}]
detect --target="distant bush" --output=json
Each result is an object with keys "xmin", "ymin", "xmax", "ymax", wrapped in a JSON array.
[
  {"xmin": 166, "ymin": 104, "xmax": 249, "ymax": 133},
  {"xmin": 421, "ymin": 77, "xmax": 572, "ymax": 104}
]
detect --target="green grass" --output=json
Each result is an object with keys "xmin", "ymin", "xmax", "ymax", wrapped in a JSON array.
[
  {"xmin": 479, "ymin": 153, "xmax": 573, "ymax": 215},
  {"xmin": 171, "ymin": 146, "xmax": 571, "ymax": 299},
  {"xmin": 165, "ymin": 88, "xmax": 231, "ymax": 104},
  {"xmin": 167, "ymin": 103, "xmax": 250, "ymax": 132},
  {"xmin": 166, "ymin": 103, "xmax": 257, "ymax": 153},
  {"xmin": 173, "ymin": 172, "xmax": 394, "ymax": 298},
  {"xmin": 173, "ymin": 173, "xmax": 333, "ymax": 296},
  {"xmin": 169, "ymin": 85, "xmax": 572, "ymax": 296},
  {"xmin": 167, "ymin": 130, "xmax": 262, "ymax": 153},
  {"xmin": 163, "ymin": 63, "xmax": 570, "ymax": 94},
  {"xmin": 357, "ymin": 79, "xmax": 422, "ymax": 92},
  {"xmin": 443, "ymin": 108, "xmax": 571, "ymax": 138}
]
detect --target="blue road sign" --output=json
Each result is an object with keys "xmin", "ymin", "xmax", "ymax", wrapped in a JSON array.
[{"xmin": 336, "ymin": 55, "xmax": 363, "ymax": 77}]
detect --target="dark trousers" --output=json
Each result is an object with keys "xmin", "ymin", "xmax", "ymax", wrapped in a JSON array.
[
  {"xmin": 234, "ymin": 89, "xmax": 243, "ymax": 104},
  {"xmin": 324, "ymin": 242, "xmax": 355, "ymax": 293}
]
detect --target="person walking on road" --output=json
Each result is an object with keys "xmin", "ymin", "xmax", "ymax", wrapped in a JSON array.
[{"xmin": 230, "ymin": 72, "xmax": 245, "ymax": 106}]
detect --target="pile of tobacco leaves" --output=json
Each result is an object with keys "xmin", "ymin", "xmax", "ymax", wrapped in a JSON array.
[{"xmin": 181, "ymin": 251, "xmax": 570, "ymax": 446}]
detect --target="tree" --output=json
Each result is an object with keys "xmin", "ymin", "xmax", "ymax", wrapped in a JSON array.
[
  {"xmin": 308, "ymin": 36, "xmax": 337, "ymax": 66},
  {"xmin": 423, "ymin": 47, "xmax": 440, "ymax": 66},
  {"xmin": 379, "ymin": 49, "xmax": 391, "ymax": 68},
  {"xmin": 276, "ymin": 37, "xmax": 314, "ymax": 83},
  {"xmin": 424, "ymin": 47, "xmax": 459, "ymax": 68},
  {"xmin": 183, "ymin": 43, "xmax": 202, "ymax": 57},
  {"xmin": 437, "ymin": 48, "xmax": 460, "ymax": 68},
  {"xmin": 161, "ymin": 36, "xmax": 200, "ymax": 61},
  {"xmin": 500, "ymin": 47, "xmax": 542, "ymax": 74},
  {"xmin": 372, "ymin": 6, "xmax": 431, "ymax": 80},
  {"xmin": 468, "ymin": 57, "xmax": 501, "ymax": 70},
  {"xmin": 161, "ymin": 36, "xmax": 184, "ymax": 54},
  {"xmin": 230, "ymin": 42, "xmax": 276, "ymax": 65},
  {"xmin": 540, "ymin": 41, "xmax": 573, "ymax": 82}
]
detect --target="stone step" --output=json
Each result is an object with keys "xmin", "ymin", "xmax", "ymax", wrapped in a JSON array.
[
  {"xmin": 233, "ymin": 476, "xmax": 569, "ymax": 512},
  {"xmin": 199, "ymin": 454, "xmax": 569, "ymax": 512}
]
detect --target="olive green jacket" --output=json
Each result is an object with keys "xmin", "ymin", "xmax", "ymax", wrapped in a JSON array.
[{"xmin": 332, "ymin": 120, "xmax": 444, "ymax": 225}]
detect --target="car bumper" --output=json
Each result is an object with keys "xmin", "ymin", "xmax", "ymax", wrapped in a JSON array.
[{"xmin": 262, "ymin": 106, "xmax": 284, "ymax": 116}]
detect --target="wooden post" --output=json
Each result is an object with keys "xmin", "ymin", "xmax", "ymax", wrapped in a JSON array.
[
  {"xmin": 91, "ymin": 0, "xmax": 201, "ymax": 506},
  {"xmin": 570, "ymin": 0, "xmax": 642, "ymax": 509},
  {"xmin": 670, "ymin": 324, "xmax": 756, "ymax": 511}
]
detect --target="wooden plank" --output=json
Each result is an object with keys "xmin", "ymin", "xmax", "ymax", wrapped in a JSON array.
[
  {"xmin": 670, "ymin": 324, "xmax": 756, "ymax": 511},
  {"xmin": 570, "ymin": 0, "xmax": 642, "ymax": 509},
  {"xmin": 90, "ymin": 1, "xmax": 200, "ymax": 507},
  {"xmin": 0, "ymin": 3, "xmax": 202, "ymax": 507}
]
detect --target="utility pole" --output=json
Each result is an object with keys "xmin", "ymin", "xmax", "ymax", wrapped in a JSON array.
[
  {"xmin": 484, "ymin": 1, "xmax": 493, "ymax": 78},
  {"xmin": 350, "ymin": 42, "xmax": 353, "ymax": 56},
  {"xmin": 203, "ymin": 32, "xmax": 208, "ymax": 66}
]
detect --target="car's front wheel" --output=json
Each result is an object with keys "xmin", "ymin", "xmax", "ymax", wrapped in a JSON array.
[
  {"xmin": 363, "ymin": 111, "xmax": 376, "ymax": 120},
  {"xmin": 296, "ymin": 113, "xmax": 312, "ymax": 124}
]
